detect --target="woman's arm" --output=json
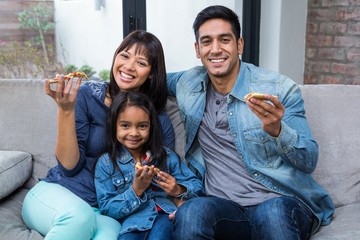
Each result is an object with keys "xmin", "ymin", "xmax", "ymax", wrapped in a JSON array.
[{"xmin": 44, "ymin": 77, "xmax": 82, "ymax": 170}]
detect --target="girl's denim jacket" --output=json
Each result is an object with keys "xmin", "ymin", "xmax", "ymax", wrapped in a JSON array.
[
  {"xmin": 167, "ymin": 62, "xmax": 335, "ymax": 233},
  {"xmin": 95, "ymin": 147, "xmax": 204, "ymax": 235}
]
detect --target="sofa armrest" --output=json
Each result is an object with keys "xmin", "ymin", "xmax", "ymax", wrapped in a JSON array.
[{"xmin": 0, "ymin": 150, "xmax": 32, "ymax": 200}]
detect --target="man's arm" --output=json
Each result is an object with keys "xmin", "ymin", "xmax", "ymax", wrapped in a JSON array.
[{"xmin": 166, "ymin": 71, "xmax": 186, "ymax": 96}]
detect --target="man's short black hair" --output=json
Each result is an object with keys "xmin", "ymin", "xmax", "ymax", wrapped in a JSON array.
[{"xmin": 193, "ymin": 5, "xmax": 241, "ymax": 42}]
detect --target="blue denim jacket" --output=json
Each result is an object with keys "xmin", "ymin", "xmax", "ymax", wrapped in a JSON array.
[
  {"xmin": 167, "ymin": 62, "xmax": 335, "ymax": 232},
  {"xmin": 95, "ymin": 147, "xmax": 204, "ymax": 235}
]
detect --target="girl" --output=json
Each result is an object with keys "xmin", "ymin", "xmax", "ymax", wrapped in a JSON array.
[
  {"xmin": 95, "ymin": 91, "xmax": 204, "ymax": 240},
  {"xmin": 22, "ymin": 30, "xmax": 175, "ymax": 240}
]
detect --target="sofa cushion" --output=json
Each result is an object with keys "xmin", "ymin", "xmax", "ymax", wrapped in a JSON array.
[
  {"xmin": 0, "ymin": 151, "xmax": 32, "ymax": 200},
  {"xmin": 0, "ymin": 188, "xmax": 44, "ymax": 240},
  {"xmin": 300, "ymin": 85, "xmax": 360, "ymax": 208},
  {"xmin": 311, "ymin": 204, "xmax": 360, "ymax": 239},
  {"xmin": 166, "ymin": 97, "xmax": 186, "ymax": 159}
]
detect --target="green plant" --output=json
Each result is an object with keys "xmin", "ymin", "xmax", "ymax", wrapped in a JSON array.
[
  {"xmin": 79, "ymin": 64, "xmax": 96, "ymax": 78},
  {"xmin": 99, "ymin": 69, "xmax": 110, "ymax": 81},
  {"xmin": 0, "ymin": 42, "xmax": 63, "ymax": 79},
  {"xmin": 17, "ymin": 0, "xmax": 54, "ymax": 65},
  {"xmin": 64, "ymin": 64, "xmax": 78, "ymax": 74}
]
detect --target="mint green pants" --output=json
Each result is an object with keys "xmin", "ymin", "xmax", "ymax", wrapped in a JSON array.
[{"xmin": 22, "ymin": 181, "xmax": 121, "ymax": 240}]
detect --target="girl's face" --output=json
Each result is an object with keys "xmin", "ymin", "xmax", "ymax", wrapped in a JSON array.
[
  {"xmin": 116, "ymin": 105, "xmax": 150, "ymax": 157},
  {"xmin": 113, "ymin": 44, "xmax": 152, "ymax": 91}
]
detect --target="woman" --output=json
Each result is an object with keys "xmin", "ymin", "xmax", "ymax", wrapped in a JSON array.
[{"xmin": 21, "ymin": 30, "xmax": 174, "ymax": 240}]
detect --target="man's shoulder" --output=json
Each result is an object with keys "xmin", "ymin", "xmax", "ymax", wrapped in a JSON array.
[
  {"xmin": 184, "ymin": 66, "xmax": 207, "ymax": 77},
  {"xmin": 169, "ymin": 66, "xmax": 207, "ymax": 80},
  {"xmin": 243, "ymin": 62, "xmax": 293, "ymax": 84}
]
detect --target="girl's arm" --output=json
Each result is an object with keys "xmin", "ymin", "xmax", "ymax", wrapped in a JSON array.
[
  {"xmin": 154, "ymin": 149, "xmax": 204, "ymax": 199},
  {"xmin": 94, "ymin": 156, "xmax": 149, "ymax": 220}
]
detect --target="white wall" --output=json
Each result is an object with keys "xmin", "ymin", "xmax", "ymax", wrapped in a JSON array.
[
  {"xmin": 147, "ymin": 0, "xmax": 241, "ymax": 72},
  {"xmin": 54, "ymin": 0, "xmax": 306, "ymax": 83},
  {"xmin": 260, "ymin": 0, "xmax": 307, "ymax": 84},
  {"xmin": 54, "ymin": 0, "xmax": 123, "ymax": 74}
]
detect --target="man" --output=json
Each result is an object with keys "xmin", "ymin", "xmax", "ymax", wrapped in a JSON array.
[{"xmin": 167, "ymin": 5, "xmax": 334, "ymax": 240}]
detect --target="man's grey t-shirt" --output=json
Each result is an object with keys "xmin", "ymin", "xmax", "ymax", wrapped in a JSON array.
[{"xmin": 198, "ymin": 84, "xmax": 280, "ymax": 206}]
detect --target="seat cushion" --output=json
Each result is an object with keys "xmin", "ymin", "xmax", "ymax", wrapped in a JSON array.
[
  {"xmin": 0, "ymin": 188, "xmax": 44, "ymax": 240},
  {"xmin": 311, "ymin": 204, "xmax": 360, "ymax": 239},
  {"xmin": 0, "ymin": 150, "xmax": 32, "ymax": 200}
]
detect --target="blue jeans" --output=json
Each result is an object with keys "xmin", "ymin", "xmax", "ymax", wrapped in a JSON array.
[
  {"xmin": 120, "ymin": 213, "xmax": 173, "ymax": 240},
  {"xmin": 173, "ymin": 196, "xmax": 314, "ymax": 240}
]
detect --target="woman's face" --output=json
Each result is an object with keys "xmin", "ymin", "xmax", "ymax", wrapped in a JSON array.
[{"xmin": 113, "ymin": 44, "xmax": 151, "ymax": 91}]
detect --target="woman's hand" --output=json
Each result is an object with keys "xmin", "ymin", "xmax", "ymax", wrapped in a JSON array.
[
  {"xmin": 44, "ymin": 76, "xmax": 83, "ymax": 170},
  {"xmin": 44, "ymin": 75, "xmax": 82, "ymax": 112}
]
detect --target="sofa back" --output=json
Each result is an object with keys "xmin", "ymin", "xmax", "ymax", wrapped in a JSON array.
[
  {"xmin": 0, "ymin": 79, "xmax": 359, "ymax": 208},
  {"xmin": 0, "ymin": 79, "xmax": 57, "ymax": 188},
  {"xmin": 300, "ymin": 85, "xmax": 360, "ymax": 208}
]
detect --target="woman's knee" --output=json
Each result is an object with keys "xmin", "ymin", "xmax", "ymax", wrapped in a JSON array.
[
  {"xmin": 45, "ymin": 203, "xmax": 96, "ymax": 240},
  {"xmin": 93, "ymin": 213, "xmax": 121, "ymax": 240},
  {"xmin": 55, "ymin": 201, "xmax": 96, "ymax": 228}
]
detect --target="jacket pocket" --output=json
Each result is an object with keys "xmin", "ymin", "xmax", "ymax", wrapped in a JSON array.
[
  {"xmin": 112, "ymin": 171, "xmax": 133, "ymax": 192},
  {"xmin": 243, "ymin": 126, "xmax": 279, "ymax": 167}
]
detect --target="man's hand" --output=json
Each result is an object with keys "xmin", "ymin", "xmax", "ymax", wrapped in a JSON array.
[{"xmin": 245, "ymin": 94, "xmax": 285, "ymax": 137}]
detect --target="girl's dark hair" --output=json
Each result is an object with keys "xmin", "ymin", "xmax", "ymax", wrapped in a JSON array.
[
  {"xmin": 193, "ymin": 5, "xmax": 241, "ymax": 42},
  {"xmin": 106, "ymin": 91, "xmax": 167, "ymax": 175},
  {"xmin": 108, "ymin": 30, "xmax": 167, "ymax": 113}
]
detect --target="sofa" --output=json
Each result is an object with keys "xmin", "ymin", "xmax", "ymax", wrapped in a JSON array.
[{"xmin": 0, "ymin": 79, "xmax": 359, "ymax": 240}]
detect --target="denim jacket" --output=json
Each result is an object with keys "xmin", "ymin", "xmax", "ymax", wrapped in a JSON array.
[
  {"xmin": 167, "ymin": 62, "xmax": 335, "ymax": 232},
  {"xmin": 94, "ymin": 146, "xmax": 204, "ymax": 235}
]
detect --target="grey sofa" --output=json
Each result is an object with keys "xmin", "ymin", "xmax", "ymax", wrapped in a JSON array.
[{"xmin": 0, "ymin": 79, "xmax": 359, "ymax": 240}]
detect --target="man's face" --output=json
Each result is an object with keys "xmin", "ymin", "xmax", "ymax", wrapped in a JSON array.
[{"xmin": 195, "ymin": 18, "xmax": 243, "ymax": 80}]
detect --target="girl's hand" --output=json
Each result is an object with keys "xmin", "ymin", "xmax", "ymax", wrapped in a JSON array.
[
  {"xmin": 154, "ymin": 171, "xmax": 186, "ymax": 197},
  {"xmin": 44, "ymin": 76, "xmax": 82, "ymax": 112},
  {"xmin": 133, "ymin": 165, "xmax": 156, "ymax": 197}
]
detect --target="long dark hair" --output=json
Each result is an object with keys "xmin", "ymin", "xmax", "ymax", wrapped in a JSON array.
[
  {"xmin": 193, "ymin": 5, "xmax": 241, "ymax": 43},
  {"xmin": 108, "ymin": 30, "xmax": 167, "ymax": 113},
  {"xmin": 106, "ymin": 91, "xmax": 167, "ymax": 174}
]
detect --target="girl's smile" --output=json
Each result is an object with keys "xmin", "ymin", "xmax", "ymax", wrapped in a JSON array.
[{"xmin": 116, "ymin": 105, "xmax": 150, "ymax": 160}]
